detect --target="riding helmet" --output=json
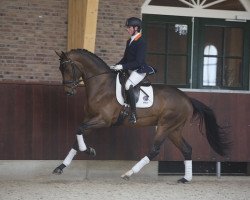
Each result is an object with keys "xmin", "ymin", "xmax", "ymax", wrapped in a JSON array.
[{"xmin": 125, "ymin": 17, "xmax": 142, "ymax": 30}]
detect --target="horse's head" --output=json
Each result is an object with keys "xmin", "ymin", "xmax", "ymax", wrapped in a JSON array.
[
  {"xmin": 56, "ymin": 51, "xmax": 82, "ymax": 96},
  {"xmin": 56, "ymin": 49, "xmax": 113, "ymax": 96}
]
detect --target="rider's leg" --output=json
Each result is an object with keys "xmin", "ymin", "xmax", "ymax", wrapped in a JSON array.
[
  {"xmin": 125, "ymin": 71, "xmax": 146, "ymax": 89},
  {"xmin": 125, "ymin": 71, "xmax": 146, "ymax": 124}
]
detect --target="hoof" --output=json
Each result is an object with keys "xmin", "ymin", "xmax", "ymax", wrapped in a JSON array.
[
  {"xmin": 121, "ymin": 174, "xmax": 130, "ymax": 181},
  {"xmin": 86, "ymin": 147, "xmax": 96, "ymax": 157},
  {"xmin": 121, "ymin": 170, "xmax": 133, "ymax": 181},
  {"xmin": 89, "ymin": 147, "xmax": 96, "ymax": 157},
  {"xmin": 53, "ymin": 167, "xmax": 63, "ymax": 175},
  {"xmin": 177, "ymin": 178, "xmax": 190, "ymax": 184}
]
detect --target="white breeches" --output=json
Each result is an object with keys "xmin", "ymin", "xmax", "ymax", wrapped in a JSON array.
[{"xmin": 125, "ymin": 71, "xmax": 146, "ymax": 90}]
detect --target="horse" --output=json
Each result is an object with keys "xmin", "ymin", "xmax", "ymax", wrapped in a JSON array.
[{"xmin": 53, "ymin": 48, "xmax": 230, "ymax": 183}]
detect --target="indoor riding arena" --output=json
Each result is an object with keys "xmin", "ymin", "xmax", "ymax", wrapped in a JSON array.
[{"xmin": 0, "ymin": 0, "xmax": 250, "ymax": 200}]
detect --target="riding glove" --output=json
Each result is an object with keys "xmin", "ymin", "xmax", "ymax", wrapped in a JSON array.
[{"xmin": 110, "ymin": 64, "xmax": 123, "ymax": 71}]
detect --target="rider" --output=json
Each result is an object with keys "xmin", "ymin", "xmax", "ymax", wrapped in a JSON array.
[{"xmin": 110, "ymin": 17, "xmax": 155, "ymax": 124}]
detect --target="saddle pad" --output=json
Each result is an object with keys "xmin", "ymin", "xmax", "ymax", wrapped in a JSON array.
[{"xmin": 116, "ymin": 74, "xmax": 153, "ymax": 108}]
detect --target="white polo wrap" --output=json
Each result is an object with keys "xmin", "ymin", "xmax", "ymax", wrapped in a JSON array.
[
  {"xmin": 184, "ymin": 160, "xmax": 192, "ymax": 181},
  {"xmin": 132, "ymin": 156, "xmax": 150, "ymax": 174},
  {"xmin": 63, "ymin": 148, "xmax": 77, "ymax": 166},
  {"xmin": 77, "ymin": 134, "xmax": 87, "ymax": 151}
]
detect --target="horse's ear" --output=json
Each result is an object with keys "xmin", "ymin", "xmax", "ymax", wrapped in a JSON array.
[
  {"xmin": 61, "ymin": 51, "xmax": 68, "ymax": 60},
  {"xmin": 55, "ymin": 50, "xmax": 62, "ymax": 58},
  {"xmin": 55, "ymin": 50, "xmax": 68, "ymax": 60}
]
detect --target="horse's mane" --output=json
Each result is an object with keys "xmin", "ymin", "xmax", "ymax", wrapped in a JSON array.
[{"xmin": 68, "ymin": 49, "xmax": 109, "ymax": 68}]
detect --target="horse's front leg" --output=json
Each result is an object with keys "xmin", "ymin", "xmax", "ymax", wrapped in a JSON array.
[{"xmin": 53, "ymin": 122, "xmax": 101, "ymax": 175}]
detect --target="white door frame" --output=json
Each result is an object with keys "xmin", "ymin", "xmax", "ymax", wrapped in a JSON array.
[{"xmin": 142, "ymin": 0, "xmax": 250, "ymax": 21}]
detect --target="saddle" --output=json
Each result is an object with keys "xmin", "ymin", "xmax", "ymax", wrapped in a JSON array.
[{"xmin": 116, "ymin": 71, "xmax": 154, "ymax": 108}]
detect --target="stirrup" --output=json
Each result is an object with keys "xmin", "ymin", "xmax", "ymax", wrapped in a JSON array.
[{"xmin": 129, "ymin": 112, "xmax": 137, "ymax": 124}]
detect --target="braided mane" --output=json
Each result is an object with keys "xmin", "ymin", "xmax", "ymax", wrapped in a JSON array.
[{"xmin": 68, "ymin": 49, "xmax": 109, "ymax": 68}]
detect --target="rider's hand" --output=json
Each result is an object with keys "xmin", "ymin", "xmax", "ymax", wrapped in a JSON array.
[
  {"xmin": 109, "ymin": 65, "xmax": 116, "ymax": 69},
  {"xmin": 113, "ymin": 64, "xmax": 123, "ymax": 71}
]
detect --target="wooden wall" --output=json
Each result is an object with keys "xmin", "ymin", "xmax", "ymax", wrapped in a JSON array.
[
  {"xmin": 0, "ymin": 82, "xmax": 249, "ymax": 161},
  {"xmin": 67, "ymin": 0, "xmax": 99, "ymax": 51}
]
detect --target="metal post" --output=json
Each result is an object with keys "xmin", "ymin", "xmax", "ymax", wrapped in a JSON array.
[
  {"xmin": 216, "ymin": 162, "xmax": 221, "ymax": 178},
  {"xmin": 190, "ymin": 17, "xmax": 195, "ymax": 88}
]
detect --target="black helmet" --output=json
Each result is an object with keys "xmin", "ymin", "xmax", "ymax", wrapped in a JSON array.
[{"xmin": 125, "ymin": 17, "xmax": 142, "ymax": 30}]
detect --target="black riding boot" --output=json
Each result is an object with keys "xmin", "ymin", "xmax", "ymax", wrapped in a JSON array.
[{"xmin": 128, "ymin": 86, "xmax": 137, "ymax": 124}]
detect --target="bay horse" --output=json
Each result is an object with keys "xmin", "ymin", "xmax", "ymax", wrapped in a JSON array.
[{"xmin": 53, "ymin": 49, "xmax": 229, "ymax": 183}]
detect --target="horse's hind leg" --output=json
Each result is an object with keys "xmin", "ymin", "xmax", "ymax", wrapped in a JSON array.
[
  {"xmin": 121, "ymin": 126, "xmax": 167, "ymax": 180},
  {"xmin": 168, "ymin": 131, "xmax": 193, "ymax": 183},
  {"xmin": 120, "ymin": 125, "xmax": 192, "ymax": 182}
]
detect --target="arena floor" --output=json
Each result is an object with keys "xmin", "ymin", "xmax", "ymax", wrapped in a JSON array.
[{"xmin": 0, "ymin": 160, "xmax": 249, "ymax": 200}]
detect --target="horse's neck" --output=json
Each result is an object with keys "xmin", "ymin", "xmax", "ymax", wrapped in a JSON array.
[
  {"xmin": 84, "ymin": 73, "xmax": 115, "ymax": 100},
  {"xmin": 78, "ymin": 54, "xmax": 107, "ymax": 79},
  {"xmin": 75, "ymin": 51, "xmax": 115, "ymax": 100}
]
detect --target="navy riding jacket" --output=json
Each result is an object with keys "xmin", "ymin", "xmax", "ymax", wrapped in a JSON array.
[{"xmin": 117, "ymin": 34, "xmax": 154, "ymax": 74}]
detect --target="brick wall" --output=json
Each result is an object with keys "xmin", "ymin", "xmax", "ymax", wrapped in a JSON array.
[
  {"xmin": 0, "ymin": 0, "xmax": 68, "ymax": 83},
  {"xmin": 0, "ymin": 0, "xmax": 145, "ymax": 82}
]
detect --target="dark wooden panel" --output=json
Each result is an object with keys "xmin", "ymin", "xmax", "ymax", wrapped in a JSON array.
[
  {"xmin": 0, "ymin": 82, "xmax": 249, "ymax": 161},
  {"xmin": 0, "ymin": 84, "xmax": 16, "ymax": 159},
  {"xmin": 79, "ymin": 127, "xmax": 156, "ymax": 160},
  {"xmin": 13, "ymin": 85, "xmax": 33, "ymax": 159}
]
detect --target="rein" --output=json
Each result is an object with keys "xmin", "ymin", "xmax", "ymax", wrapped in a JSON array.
[{"xmin": 85, "ymin": 71, "xmax": 112, "ymax": 81}]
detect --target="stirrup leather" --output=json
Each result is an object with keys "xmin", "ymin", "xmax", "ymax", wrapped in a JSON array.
[{"xmin": 128, "ymin": 86, "xmax": 137, "ymax": 124}]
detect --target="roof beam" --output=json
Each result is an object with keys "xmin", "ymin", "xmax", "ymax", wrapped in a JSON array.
[
  {"xmin": 201, "ymin": 0, "xmax": 226, "ymax": 9},
  {"xmin": 178, "ymin": 0, "xmax": 196, "ymax": 8}
]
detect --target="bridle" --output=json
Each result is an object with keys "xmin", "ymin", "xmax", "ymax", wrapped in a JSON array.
[
  {"xmin": 60, "ymin": 59, "xmax": 111, "ymax": 89},
  {"xmin": 60, "ymin": 60, "xmax": 84, "ymax": 90}
]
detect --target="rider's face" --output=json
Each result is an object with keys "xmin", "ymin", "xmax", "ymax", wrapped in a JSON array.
[{"xmin": 126, "ymin": 26, "xmax": 138, "ymax": 36}]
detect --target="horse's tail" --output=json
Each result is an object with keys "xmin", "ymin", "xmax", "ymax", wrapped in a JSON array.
[{"xmin": 189, "ymin": 97, "xmax": 230, "ymax": 156}]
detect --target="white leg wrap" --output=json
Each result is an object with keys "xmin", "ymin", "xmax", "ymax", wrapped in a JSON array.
[
  {"xmin": 132, "ymin": 156, "xmax": 150, "ymax": 174},
  {"xmin": 77, "ymin": 134, "xmax": 87, "ymax": 151},
  {"xmin": 184, "ymin": 160, "xmax": 192, "ymax": 181},
  {"xmin": 63, "ymin": 148, "xmax": 77, "ymax": 166}
]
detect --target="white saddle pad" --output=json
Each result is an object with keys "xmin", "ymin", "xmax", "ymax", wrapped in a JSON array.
[{"xmin": 115, "ymin": 74, "xmax": 153, "ymax": 108}]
